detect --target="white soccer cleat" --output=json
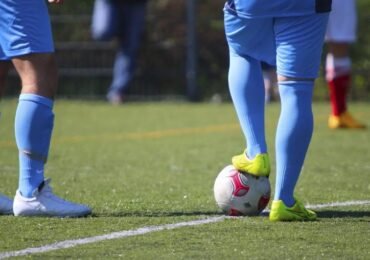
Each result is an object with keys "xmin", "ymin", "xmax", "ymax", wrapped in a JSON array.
[
  {"xmin": 13, "ymin": 179, "xmax": 91, "ymax": 217},
  {"xmin": 0, "ymin": 193, "xmax": 13, "ymax": 215}
]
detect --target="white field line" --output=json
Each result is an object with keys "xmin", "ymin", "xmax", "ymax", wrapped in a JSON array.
[
  {"xmin": 1, "ymin": 200, "xmax": 369, "ymax": 259},
  {"xmin": 261, "ymin": 199, "xmax": 370, "ymax": 214},
  {"xmin": 306, "ymin": 200, "xmax": 370, "ymax": 209},
  {"xmin": 0, "ymin": 217, "xmax": 226, "ymax": 259}
]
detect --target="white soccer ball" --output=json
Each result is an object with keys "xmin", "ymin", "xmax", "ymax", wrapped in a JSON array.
[{"xmin": 214, "ymin": 165, "xmax": 271, "ymax": 216}]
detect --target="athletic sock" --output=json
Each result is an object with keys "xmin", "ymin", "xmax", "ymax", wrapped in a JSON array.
[
  {"xmin": 228, "ymin": 51, "xmax": 267, "ymax": 159},
  {"xmin": 328, "ymin": 74, "xmax": 350, "ymax": 116},
  {"xmin": 326, "ymin": 54, "xmax": 351, "ymax": 116},
  {"xmin": 274, "ymin": 81, "xmax": 314, "ymax": 207},
  {"xmin": 15, "ymin": 94, "xmax": 54, "ymax": 198}
]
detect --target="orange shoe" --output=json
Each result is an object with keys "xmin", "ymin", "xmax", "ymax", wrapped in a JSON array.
[{"xmin": 328, "ymin": 112, "xmax": 366, "ymax": 129}]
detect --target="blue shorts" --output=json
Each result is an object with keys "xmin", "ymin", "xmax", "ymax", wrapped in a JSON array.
[
  {"xmin": 0, "ymin": 0, "xmax": 54, "ymax": 60},
  {"xmin": 224, "ymin": 9, "xmax": 329, "ymax": 78}
]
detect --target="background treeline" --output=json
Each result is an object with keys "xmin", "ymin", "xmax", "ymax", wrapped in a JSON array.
[{"xmin": 5, "ymin": 0, "xmax": 370, "ymax": 101}]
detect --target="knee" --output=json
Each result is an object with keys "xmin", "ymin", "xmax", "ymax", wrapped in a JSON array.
[
  {"xmin": 14, "ymin": 53, "xmax": 58, "ymax": 98},
  {"xmin": 91, "ymin": 26, "xmax": 113, "ymax": 41},
  {"xmin": 91, "ymin": 24, "xmax": 115, "ymax": 41}
]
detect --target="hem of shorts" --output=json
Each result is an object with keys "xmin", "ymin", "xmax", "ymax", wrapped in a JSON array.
[
  {"xmin": 224, "ymin": 5, "xmax": 316, "ymax": 19},
  {"xmin": 3, "ymin": 47, "xmax": 54, "ymax": 59}
]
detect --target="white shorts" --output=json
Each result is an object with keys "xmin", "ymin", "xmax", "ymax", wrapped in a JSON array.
[{"xmin": 325, "ymin": 0, "xmax": 357, "ymax": 43}]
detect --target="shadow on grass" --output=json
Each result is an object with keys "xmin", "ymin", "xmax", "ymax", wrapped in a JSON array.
[
  {"xmin": 317, "ymin": 210, "xmax": 370, "ymax": 218},
  {"xmin": 93, "ymin": 210, "xmax": 223, "ymax": 218}
]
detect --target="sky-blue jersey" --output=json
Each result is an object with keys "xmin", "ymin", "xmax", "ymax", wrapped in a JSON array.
[{"xmin": 225, "ymin": 0, "xmax": 331, "ymax": 18}]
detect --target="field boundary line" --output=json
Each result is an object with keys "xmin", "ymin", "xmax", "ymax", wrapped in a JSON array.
[
  {"xmin": 0, "ymin": 123, "xmax": 240, "ymax": 147},
  {"xmin": 0, "ymin": 216, "xmax": 226, "ymax": 259},
  {"xmin": 1, "ymin": 200, "xmax": 369, "ymax": 259},
  {"xmin": 306, "ymin": 200, "xmax": 370, "ymax": 209}
]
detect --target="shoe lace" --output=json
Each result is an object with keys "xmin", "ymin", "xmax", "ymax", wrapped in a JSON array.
[
  {"xmin": 292, "ymin": 200, "xmax": 312, "ymax": 215},
  {"xmin": 41, "ymin": 183, "xmax": 76, "ymax": 205}
]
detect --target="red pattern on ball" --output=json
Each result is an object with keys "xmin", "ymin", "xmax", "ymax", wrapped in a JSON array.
[
  {"xmin": 229, "ymin": 208, "xmax": 243, "ymax": 216},
  {"xmin": 258, "ymin": 194, "xmax": 270, "ymax": 211},
  {"xmin": 230, "ymin": 170, "xmax": 250, "ymax": 197}
]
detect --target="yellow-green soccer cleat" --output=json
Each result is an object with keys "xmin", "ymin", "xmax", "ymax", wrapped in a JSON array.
[
  {"xmin": 232, "ymin": 151, "xmax": 270, "ymax": 177},
  {"xmin": 269, "ymin": 199, "xmax": 317, "ymax": 222}
]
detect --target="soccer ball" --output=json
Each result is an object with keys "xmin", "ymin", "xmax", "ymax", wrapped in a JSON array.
[{"xmin": 213, "ymin": 165, "xmax": 271, "ymax": 216}]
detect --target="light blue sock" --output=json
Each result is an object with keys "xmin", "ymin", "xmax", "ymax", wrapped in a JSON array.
[
  {"xmin": 15, "ymin": 94, "xmax": 54, "ymax": 198},
  {"xmin": 274, "ymin": 81, "xmax": 314, "ymax": 207},
  {"xmin": 228, "ymin": 51, "xmax": 267, "ymax": 158}
]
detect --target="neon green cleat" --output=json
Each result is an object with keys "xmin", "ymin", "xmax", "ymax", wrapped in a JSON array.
[
  {"xmin": 232, "ymin": 151, "xmax": 270, "ymax": 177},
  {"xmin": 269, "ymin": 199, "xmax": 317, "ymax": 222}
]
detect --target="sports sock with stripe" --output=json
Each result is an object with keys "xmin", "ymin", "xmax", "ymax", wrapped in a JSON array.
[{"xmin": 15, "ymin": 94, "xmax": 54, "ymax": 198}]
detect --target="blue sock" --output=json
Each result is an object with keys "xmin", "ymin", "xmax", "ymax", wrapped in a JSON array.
[
  {"xmin": 15, "ymin": 94, "xmax": 54, "ymax": 198},
  {"xmin": 228, "ymin": 51, "xmax": 267, "ymax": 158},
  {"xmin": 274, "ymin": 81, "xmax": 314, "ymax": 207}
]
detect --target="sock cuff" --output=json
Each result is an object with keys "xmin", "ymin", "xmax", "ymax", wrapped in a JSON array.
[{"xmin": 19, "ymin": 94, "xmax": 53, "ymax": 109}]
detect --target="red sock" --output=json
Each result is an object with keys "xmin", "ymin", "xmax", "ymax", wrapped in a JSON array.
[{"xmin": 328, "ymin": 74, "xmax": 350, "ymax": 116}]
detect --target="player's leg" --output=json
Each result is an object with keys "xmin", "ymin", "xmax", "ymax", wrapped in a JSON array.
[
  {"xmin": 0, "ymin": 0, "xmax": 91, "ymax": 217},
  {"xmin": 325, "ymin": 0, "xmax": 365, "ymax": 129},
  {"xmin": 269, "ymin": 13, "xmax": 329, "ymax": 221},
  {"xmin": 228, "ymin": 50, "xmax": 271, "ymax": 176},
  {"xmin": 0, "ymin": 60, "xmax": 13, "ymax": 215},
  {"xmin": 107, "ymin": 2, "xmax": 147, "ymax": 104},
  {"xmin": 12, "ymin": 56, "xmax": 91, "ymax": 217},
  {"xmin": 224, "ymin": 9, "xmax": 275, "ymax": 177},
  {"xmin": 91, "ymin": 0, "xmax": 124, "ymax": 104},
  {"xmin": 12, "ymin": 53, "xmax": 57, "ymax": 200}
]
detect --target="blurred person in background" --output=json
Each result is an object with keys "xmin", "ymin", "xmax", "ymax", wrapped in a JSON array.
[
  {"xmin": 325, "ymin": 0, "xmax": 366, "ymax": 129},
  {"xmin": 91, "ymin": 0, "xmax": 148, "ymax": 105},
  {"xmin": 261, "ymin": 62, "xmax": 278, "ymax": 104},
  {"xmin": 0, "ymin": 0, "xmax": 91, "ymax": 217}
]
